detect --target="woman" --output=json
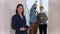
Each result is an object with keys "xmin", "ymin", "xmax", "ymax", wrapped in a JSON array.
[
  {"xmin": 11, "ymin": 4, "xmax": 28, "ymax": 34},
  {"xmin": 37, "ymin": 6, "xmax": 48, "ymax": 34}
]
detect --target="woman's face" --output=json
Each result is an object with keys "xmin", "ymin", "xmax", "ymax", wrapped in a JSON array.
[
  {"xmin": 40, "ymin": 8, "xmax": 44, "ymax": 12},
  {"xmin": 17, "ymin": 6, "xmax": 23, "ymax": 14}
]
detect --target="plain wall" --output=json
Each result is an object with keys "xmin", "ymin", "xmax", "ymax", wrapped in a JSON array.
[
  {"xmin": 0, "ymin": 0, "xmax": 60, "ymax": 34},
  {"xmin": 48, "ymin": 0, "xmax": 60, "ymax": 34},
  {"xmin": 0, "ymin": 0, "xmax": 5, "ymax": 34}
]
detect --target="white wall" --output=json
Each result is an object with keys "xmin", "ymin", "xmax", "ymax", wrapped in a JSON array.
[
  {"xmin": 48, "ymin": 0, "xmax": 60, "ymax": 34},
  {"xmin": 0, "ymin": 0, "xmax": 60, "ymax": 34},
  {"xmin": 0, "ymin": 0, "xmax": 5, "ymax": 34}
]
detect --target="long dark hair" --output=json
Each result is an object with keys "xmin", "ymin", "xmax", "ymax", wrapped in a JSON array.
[{"xmin": 16, "ymin": 4, "xmax": 24, "ymax": 15}]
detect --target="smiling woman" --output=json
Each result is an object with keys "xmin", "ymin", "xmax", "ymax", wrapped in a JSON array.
[{"xmin": 11, "ymin": 4, "xmax": 29, "ymax": 34}]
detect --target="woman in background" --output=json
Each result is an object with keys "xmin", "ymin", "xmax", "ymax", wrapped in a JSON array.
[
  {"xmin": 11, "ymin": 4, "xmax": 28, "ymax": 34},
  {"xmin": 37, "ymin": 6, "xmax": 48, "ymax": 34}
]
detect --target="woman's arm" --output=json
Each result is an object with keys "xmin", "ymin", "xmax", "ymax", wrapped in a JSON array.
[
  {"xmin": 11, "ymin": 16, "xmax": 20, "ymax": 31},
  {"xmin": 23, "ymin": 16, "xmax": 29, "ymax": 29},
  {"xmin": 44, "ymin": 13, "xmax": 48, "ymax": 21}
]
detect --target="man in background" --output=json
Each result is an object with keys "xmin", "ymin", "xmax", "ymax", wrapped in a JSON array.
[{"xmin": 29, "ymin": 1, "xmax": 38, "ymax": 34}]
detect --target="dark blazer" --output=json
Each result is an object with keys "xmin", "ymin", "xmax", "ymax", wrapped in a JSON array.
[
  {"xmin": 37, "ymin": 13, "xmax": 48, "ymax": 25},
  {"xmin": 11, "ymin": 14, "xmax": 28, "ymax": 34}
]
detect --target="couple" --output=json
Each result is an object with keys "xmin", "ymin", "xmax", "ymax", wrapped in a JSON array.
[
  {"xmin": 11, "ymin": 1, "xmax": 48, "ymax": 34},
  {"xmin": 29, "ymin": 1, "xmax": 48, "ymax": 34}
]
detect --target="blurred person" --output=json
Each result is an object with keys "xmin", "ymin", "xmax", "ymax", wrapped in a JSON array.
[
  {"xmin": 29, "ymin": 1, "xmax": 38, "ymax": 34},
  {"xmin": 11, "ymin": 4, "xmax": 29, "ymax": 34},
  {"xmin": 37, "ymin": 6, "xmax": 48, "ymax": 34}
]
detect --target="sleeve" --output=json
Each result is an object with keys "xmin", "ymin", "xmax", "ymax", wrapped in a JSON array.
[
  {"xmin": 30, "ymin": 4, "xmax": 35, "ymax": 22},
  {"xmin": 30, "ymin": 4, "xmax": 34, "ymax": 12},
  {"xmin": 37, "ymin": 14, "xmax": 40, "ymax": 24},
  {"xmin": 11, "ymin": 16, "xmax": 20, "ymax": 31},
  {"xmin": 44, "ymin": 13, "xmax": 48, "ymax": 21},
  {"xmin": 23, "ymin": 16, "xmax": 29, "ymax": 29}
]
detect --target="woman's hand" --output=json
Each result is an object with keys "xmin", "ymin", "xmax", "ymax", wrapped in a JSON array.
[{"xmin": 20, "ymin": 27, "xmax": 26, "ymax": 31}]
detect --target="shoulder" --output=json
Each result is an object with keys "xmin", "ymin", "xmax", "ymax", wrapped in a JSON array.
[{"xmin": 12, "ymin": 14, "xmax": 18, "ymax": 19}]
